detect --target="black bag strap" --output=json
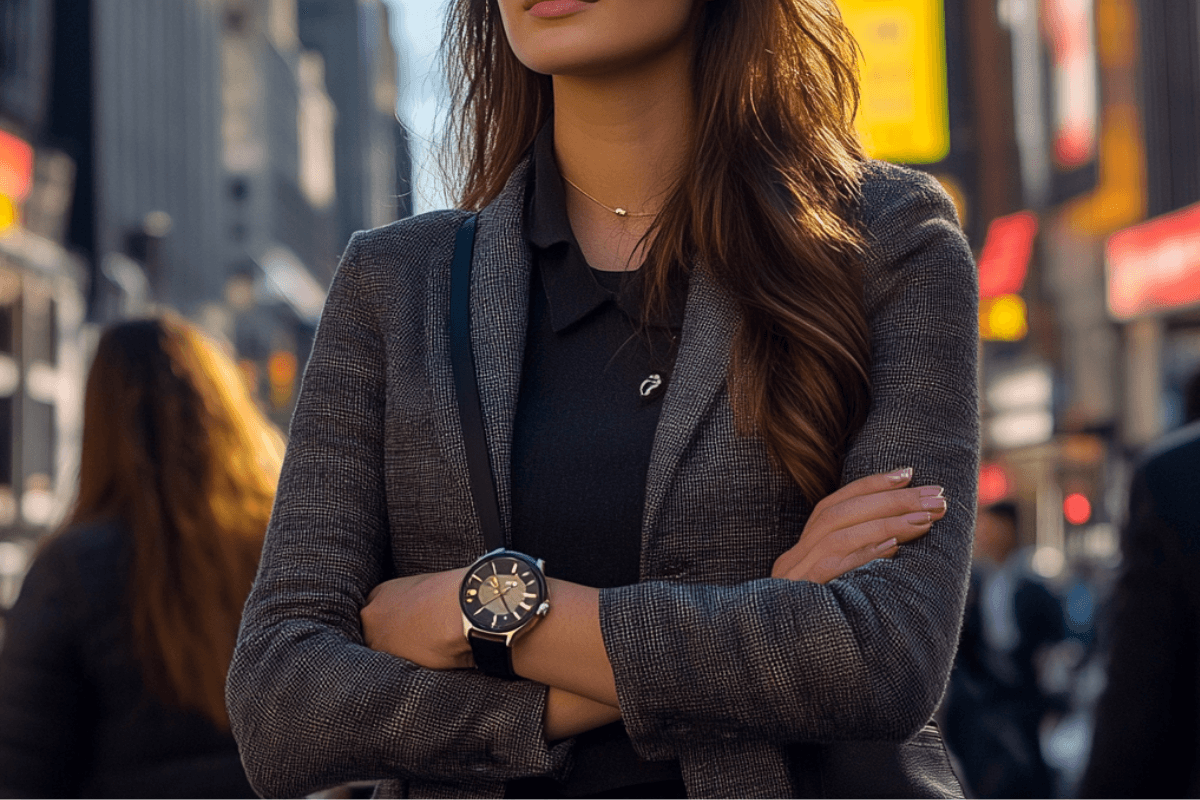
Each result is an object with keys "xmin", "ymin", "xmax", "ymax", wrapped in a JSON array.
[{"xmin": 448, "ymin": 214, "xmax": 506, "ymax": 553}]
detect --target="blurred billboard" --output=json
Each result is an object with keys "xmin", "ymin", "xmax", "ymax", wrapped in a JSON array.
[{"xmin": 841, "ymin": 0, "xmax": 952, "ymax": 164}]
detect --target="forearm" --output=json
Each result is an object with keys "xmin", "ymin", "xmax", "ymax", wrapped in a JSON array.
[
  {"xmin": 509, "ymin": 570, "xmax": 956, "ymax": 755},
  {"xmin": 230, "ymin": 613, "xmax": 572, "ymax": 794},
  {"xmin": 600, "ymin": 571, "xmax": 961, "ymax": 759},
  {"xmin": 544, "ymin": 687, "xmax": 621, "ymax": 741},
  {"xmin": 512, "ymin": 578, "xmax": 618, "ymax": 706}
]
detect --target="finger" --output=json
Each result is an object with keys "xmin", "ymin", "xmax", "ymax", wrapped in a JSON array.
[
  {"xmin": 800, "ymin": 508, "xmax": 933, "ymax": 569},
  {"xmin": 819, "ymin": 485, "xmax": 947, "ymax": 534},
  {"xmin": 819, "ymin": 510, "xmax": 930, "ymax": 556},
  {"xmin": 785, "ymin": 536, "xmax": 900, "ymax": 583},
  {"xmin": 847, "ymin": 537, "xmax": 901, "ymax": 570},
  {"xmin": 812, "ymin": 467, "xmax": 914, "ymax": 516},
  {"xmin": 886, "ymin": 511, "xmax": 939, "ymax": 544}
]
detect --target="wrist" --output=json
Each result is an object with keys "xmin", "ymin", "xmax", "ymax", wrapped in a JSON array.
[
  {"xmin": 447, "ymin": 567, "xmax": 474, "ymax": 663},
  {"xmin": 459, "ymin": 550, "xmax": 550, "ymax": 678}
]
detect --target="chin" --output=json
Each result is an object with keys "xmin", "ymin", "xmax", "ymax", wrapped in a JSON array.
[{"xmin": 498, "ymin": 0, "xmax": 698, "ymax": 78}]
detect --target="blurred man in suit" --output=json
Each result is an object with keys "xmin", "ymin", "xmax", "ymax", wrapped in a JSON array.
[
  {"xmin": 942, "ymin": 502, "xmax": 1064, "ymax": 798},
  {"xmin": 1080, "ymin": 372, "xmax": 1200, "ymax": 797}
]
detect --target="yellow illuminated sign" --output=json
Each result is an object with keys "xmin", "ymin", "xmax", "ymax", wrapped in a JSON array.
[
  {"xmin": 980, "ymin": 294, "xmax": 1029, "ymax": 341},
  {"xmin": 840, "ymin": 0, "xmax": 951, "ymax": 163},
  {"xmin": 0, "ymin": 195, "xmax": 16, "ymax": 233}
]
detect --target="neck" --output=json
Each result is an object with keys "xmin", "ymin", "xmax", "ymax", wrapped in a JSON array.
[{"xmin": 551, "ymin": 44, "xmax": 695, "ymax": 217}]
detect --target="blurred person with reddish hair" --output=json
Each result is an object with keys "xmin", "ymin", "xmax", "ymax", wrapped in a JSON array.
[{"xmin": 0, "ymin": 315, "xmax": 284, "ymax": 798}]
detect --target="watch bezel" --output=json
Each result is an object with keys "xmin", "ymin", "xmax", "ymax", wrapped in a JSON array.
[{"xmin": 459, "ymin": 549, "xmax": 548, "ymax": 635}]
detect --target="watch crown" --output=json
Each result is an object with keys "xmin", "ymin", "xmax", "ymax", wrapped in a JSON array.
[{"xmin": 535, "ymin": 601, "xmax": 550, "ymax": 617}]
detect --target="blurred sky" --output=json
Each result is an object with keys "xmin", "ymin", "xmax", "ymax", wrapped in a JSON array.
[{"xmin": 383, "ymin": 0, "xmax": 453, "ymax": 214}]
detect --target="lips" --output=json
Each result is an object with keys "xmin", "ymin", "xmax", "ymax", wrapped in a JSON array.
[{"xmin": 524, "ymin": 0, "xmax": 597, "ymax": 11}]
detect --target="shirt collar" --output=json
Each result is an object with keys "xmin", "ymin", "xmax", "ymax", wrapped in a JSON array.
[
  {"xmin": 527, "ymin": 122, "xmax": 615, "ymax": 332},
  {"xmin": 525, "ymin": 122, "xmax": 688, "ymax": 333}
]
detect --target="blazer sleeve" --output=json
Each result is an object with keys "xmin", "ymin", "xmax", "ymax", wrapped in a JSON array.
[
  {"xmin": 598, "ymin": 171, "xmax": 980, "ymax": 760},
  {"xmin": 226, "ymin": 233, "xmax": 570, "ymax": 798},
  {"xmin": 0, "ymin": 538, "xmax": 91, "ymax": 798}
]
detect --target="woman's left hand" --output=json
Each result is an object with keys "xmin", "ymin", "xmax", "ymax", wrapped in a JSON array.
[{"xmin": 360, "ymin": 568, "xmax": 473, "ymax": 670}]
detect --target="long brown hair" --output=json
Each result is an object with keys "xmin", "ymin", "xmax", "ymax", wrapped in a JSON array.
[
  {"xmin": 66, "ymin": 315, "xmax": 284, "ymax": 728},
  {"xmin": 444, "ymin": 0, "xmax": 872, "ymax": 501}
]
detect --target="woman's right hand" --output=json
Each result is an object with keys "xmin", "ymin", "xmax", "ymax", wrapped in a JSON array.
[{"xmin": 771, "ymin": 468, "xmax": 947, "ymax": 584}]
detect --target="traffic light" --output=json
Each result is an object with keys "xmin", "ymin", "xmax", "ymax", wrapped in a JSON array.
[
  {"xmin": 1063, "ymin": 492, "xmax": 1092, "ymax": 525},
  {"xmin": 1059, "ymin": 434, "xmax": 1105, "ymax": 528}
]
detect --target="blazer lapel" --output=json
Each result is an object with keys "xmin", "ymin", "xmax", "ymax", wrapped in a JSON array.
[
  {"xmin": 468, "ymin": 159, "xmax": 533, "ymax": 543},
  {"xmin": 430, "ymin": 155, "xmax": 734, "ymax": 557},
  {"xmin": 641, "ymin": 265, "xmax": 740, "ymax": 551}
]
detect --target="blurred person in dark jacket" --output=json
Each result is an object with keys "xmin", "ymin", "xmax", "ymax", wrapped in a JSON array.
[
  {"xmin": 0, "ymin": 316, "xmax": 284, "ymax": 798},
  {"xmin": 1080, "ymin": 374, "xmax": 1200, "ymax": 797},
  {"xmin": 942, "ymin": 501, "xmax": 1066, "ymax": 798}
]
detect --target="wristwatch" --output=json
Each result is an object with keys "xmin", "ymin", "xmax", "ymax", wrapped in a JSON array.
[{"xmin": 459, "ymin": 548, "xmax": 550, "ymax": 679}]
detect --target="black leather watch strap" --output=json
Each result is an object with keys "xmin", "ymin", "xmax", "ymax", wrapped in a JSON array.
[{"xmin": 468, "ymin": 630, "xmax": 517, "ymax": 679}]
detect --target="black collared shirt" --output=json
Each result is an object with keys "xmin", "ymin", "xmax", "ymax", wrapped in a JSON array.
[
  {"xmin": 511, "ymin": 126, "xmax": 683, "ymax": 590},
  {"xmin": 506, "ymin": 127, "xmax": 686, "ymax": 798}
]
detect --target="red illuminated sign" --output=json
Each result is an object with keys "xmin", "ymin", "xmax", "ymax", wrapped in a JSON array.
[
  {"xmin": 978, "ymin": 211, "xmax": 1039, "ymax": 298},
  {"xmin": 1106, "ymin": 202, "xmax": 1200, "ymax": 320},
  {"xmin": 1042, "ymin": 0, "xmax": 1099, "ymax": 169},
  {"xmin": 0, "ymin": 130, "xmax": 34, "ymax": 202}
]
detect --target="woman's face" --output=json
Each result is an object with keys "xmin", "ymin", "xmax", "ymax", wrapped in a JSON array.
[{"xmin": 497, "ymin": 0, "xmax": 701, "ymax": 78}]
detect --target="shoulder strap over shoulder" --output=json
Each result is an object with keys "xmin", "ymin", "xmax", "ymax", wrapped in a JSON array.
[{"xmin": 448, "ymin": 214, "xmax": 505, "ymax": 553}]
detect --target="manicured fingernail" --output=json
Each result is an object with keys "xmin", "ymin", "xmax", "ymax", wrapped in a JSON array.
[
  {"xmin": 904, "ymin": 511, "xmax": 932, "ymax": 526},
  {"xmin": 888, "ymin": 467, "xmax": 914, "ymax": 483},
  {"xmin": 921, "ymin": 496, "xmax": 947, "ymax": 512},
  {"xmin": 919, "ymin": 485, "xmax": 945, "ymax": 497},
  {"xmin": 875, "ymin": 538, "xmax": 898, "ymax": 553}
]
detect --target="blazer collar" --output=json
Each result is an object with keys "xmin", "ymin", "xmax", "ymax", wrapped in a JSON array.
[
  {"xmin": 640, "ymin": 265, "xmax": 737, "ymax": 549},
  {"xmin": 469, "ymin": 157, "xmax": 534, "ymax": 543},
  {"xmin": 461, "ymin": 157, "xmax": 737, "ymax": 561}
]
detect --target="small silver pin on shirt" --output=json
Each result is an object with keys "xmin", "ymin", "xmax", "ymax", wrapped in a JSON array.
[{"xmin": 639, "ymin": 373, "xmax": 664, "ymax": 398}]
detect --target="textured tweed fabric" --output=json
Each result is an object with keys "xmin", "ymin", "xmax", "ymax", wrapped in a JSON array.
[{"xmin": 227, "ymin": 157, "xmax": 980, "ymax": 798}]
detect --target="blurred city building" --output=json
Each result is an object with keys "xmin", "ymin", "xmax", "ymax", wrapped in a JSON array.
[
  {"xmin": 297, "ymin": 0, "xmax": 413, "ymax": 248},
  {"xmin": 91, "ymin": 0, "xmax": 226, "ymax": 317},
  {"xmin": 0, "ymin": 0, "xmax": 90, "ymax": 601},
  {"xmin": 0, "ymin": 0, "xmax": 412, "ymax": 614},
  {"xmin": 215, "ymin": 0, "xmax": 339, "ymax": 425}
]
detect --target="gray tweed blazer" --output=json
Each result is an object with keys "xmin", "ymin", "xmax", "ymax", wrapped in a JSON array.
[{"xmin": 227, "ymin": 157, "xmax": 980, "ymax": 798}]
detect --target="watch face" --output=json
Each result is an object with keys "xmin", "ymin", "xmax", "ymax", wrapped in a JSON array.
[{"xmin": 460, "ymin": 552, "xmax": 546, "ymax": 634}]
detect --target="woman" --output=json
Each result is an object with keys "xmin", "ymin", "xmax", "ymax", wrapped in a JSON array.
[
  {"xmin": 0, "ymin": 316, "xmax": 284, "ymax": 798},
  {"xmin": 227, "ymin": 0, "xmax": 978, "ymax": 797}
]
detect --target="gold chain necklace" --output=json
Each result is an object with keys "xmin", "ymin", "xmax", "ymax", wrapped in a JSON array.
[{"xmin": 561, "ymin": 175, "xmax": 656, "ymax": 218}]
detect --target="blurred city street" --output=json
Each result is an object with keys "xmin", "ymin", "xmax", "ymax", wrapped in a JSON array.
[{"xmin": 1, "ymin": 0, "xmax": 1199, "ymax": 797}]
